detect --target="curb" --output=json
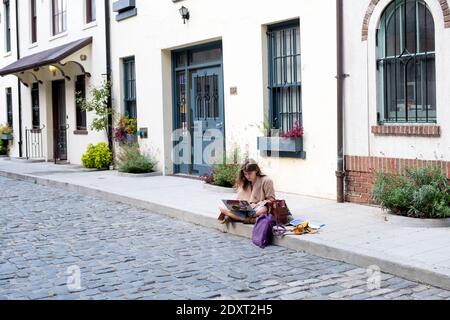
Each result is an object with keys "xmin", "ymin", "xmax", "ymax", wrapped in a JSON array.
[{"xmin": 0, "ymin": 169, "xmax": 449, "ymax": 291}]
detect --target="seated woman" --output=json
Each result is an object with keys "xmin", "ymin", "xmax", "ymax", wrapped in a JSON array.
[{"xmin": 218, "ymin": 159, "xmax": 276, "ymax": 224}]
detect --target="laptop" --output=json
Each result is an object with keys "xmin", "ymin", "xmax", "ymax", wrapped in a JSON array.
[{"xmin": 222, "ymin": 200, "xmax": 254, "ymax": 212}]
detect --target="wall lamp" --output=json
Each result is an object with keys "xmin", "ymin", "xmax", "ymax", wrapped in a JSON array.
[{"xmin": 179, "ymin": 6, "xmax": 190, "ymax": 24}]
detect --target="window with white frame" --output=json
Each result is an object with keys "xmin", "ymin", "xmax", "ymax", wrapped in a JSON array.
[
  {"xmin": 4, "ymin": 0, "xmax": 11, "ymax": 52},
  {"xmin": 377, "ymin": 0, "xmax": 436, "ymax": 123},
  {"xmin": 30, "ymin": 0, "xmax": 37, "ymax": 43},
  {"xmin": 86, "ymin": 0, "xmax": 96, "ymax": 24},
  {"xmin": 52, "ymin": 0, "xmax": 67, "ymax": 35}
]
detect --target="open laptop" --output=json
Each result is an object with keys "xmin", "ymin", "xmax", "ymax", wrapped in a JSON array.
[{"xmin": 221, "ymin": 200, "xmax": 254, "ymax": 212}]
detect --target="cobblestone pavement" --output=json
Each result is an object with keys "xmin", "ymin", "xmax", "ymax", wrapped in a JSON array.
[{"xmin": 1, "ymin": 176, "xmax": 449, "ymax": 300}]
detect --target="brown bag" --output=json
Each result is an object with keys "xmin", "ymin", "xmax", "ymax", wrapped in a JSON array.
[{"xmin": 269, "ymin": 200, "xmax": 290, "ymax": 225}]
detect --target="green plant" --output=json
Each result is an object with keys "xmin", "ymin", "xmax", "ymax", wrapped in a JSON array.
[
  {"xmin": 211, "ymin": 163, "xmax": 240, "ymax": 188},
  {"xmin": 256, "ymin": 119, "xmax": 276, "ymax": 137},
  {"xmin": 76, "ymin": 81, "xmax": 113, "ymax": 134},
  {"xmin": 81, "ymin": 142, "xmax": 112, "ymax": 169},
  {"xmin": 201, "ymin": 145, "xmax": 246, "ymax": 188},
  {"xmin": 372, "ymin": 172, "xmax": 413, "ymax": 214},
  {"xmin": 117, "ymin": 143, "xmax": 157, "ymax": 173},
  {"xmin": 0, "ymin": 141, "xmax": 6, "ymax": 155},
  {"xmin": 372, "ymin": 166, "xmax": 450, "ymax": 218},
  {"xmin": 114, "ymin": 115, "xmax": 138, "ymax": 143},
  {"xmin": 410, "ymin": 185, "xmax": 450, "ymax": 218}
]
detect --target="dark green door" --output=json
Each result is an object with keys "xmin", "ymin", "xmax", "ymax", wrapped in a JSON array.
[{"xmin": 190, "ymin": 67, "xmax": 224, "ymax": 176}]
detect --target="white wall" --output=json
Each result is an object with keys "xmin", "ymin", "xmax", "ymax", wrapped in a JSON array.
[
  {"xmin": 344, "ymin": 0, "xmax": 450, "ymax": 162},
  {"xmin": 110, "ymin": 0, "xmax": 338, "ymax": 199},
  {"xmin": 0, "ymin": 0, "xmax": 108, "ymax": 163},
  {"xmin": 0, "ymin": 0, "xmax": 19, "ymax": 156}
]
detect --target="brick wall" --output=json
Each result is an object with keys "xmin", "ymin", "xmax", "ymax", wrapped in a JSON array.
[
  {"xmin": 371, "ymin": 125, "xmax": 440, "ymax": 137},
  {"xmin": 361, "ymin": 0, "xmax": 450, "ymax": 41},
  {"xmin": 345, "ymin": 155, "xmax": 450, "ymax": 204}
]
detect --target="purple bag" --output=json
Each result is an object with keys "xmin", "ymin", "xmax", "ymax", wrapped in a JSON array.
[{"xmin": 252, "ymin": 214, "xmax": 276, "ymax": 249}]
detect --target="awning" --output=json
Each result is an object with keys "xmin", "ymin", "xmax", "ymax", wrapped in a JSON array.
[{"xmin": 0, "ymin": 37, "xmax": 93, "ymax": 83}]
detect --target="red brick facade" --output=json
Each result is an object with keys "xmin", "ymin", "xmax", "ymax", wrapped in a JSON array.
[
  {"xmin": 345, "ymin": 155, "xmax": 450, "ymax": 204},
  {"xmin": 371, "ymin": 125, "xmax": 441, "ymax": 137},
  {"xmin": 361, "ymin": 0, "xmax": 450, "ymax": 41}
]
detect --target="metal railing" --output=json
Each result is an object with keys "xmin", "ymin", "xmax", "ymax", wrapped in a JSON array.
[
  {"xmin": 25, "ymin": 125, "xmax": 45, "ymax": 160},
  {"xmin": 53, "ymin": 124, "xmax": 69, "ymax": 163}
]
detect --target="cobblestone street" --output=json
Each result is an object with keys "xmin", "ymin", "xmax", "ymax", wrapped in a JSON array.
[{"xmin": 1, "ymin": 176, "xmax": 449, "ymax": 300}]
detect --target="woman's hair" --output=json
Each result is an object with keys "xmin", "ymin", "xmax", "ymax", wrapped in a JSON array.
[{"xmin": 235, "ymin": 159, "xmax": 266, "ymax": 190}]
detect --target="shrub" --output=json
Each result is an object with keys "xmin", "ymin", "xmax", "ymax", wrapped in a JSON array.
[
  {"xmin": 0, "ymin": 141, "xmax": 6, "ymax": 155},
  {"xmin": 81, "ymin": 142, "xmax": 112, "ymax": 169},
  {"xmin": 117, "ymin": 143, "xmax": 157, "ymax": 174},
  {"xmin": 201, "ymin": 145, "xmax": 245, "ymax": 188},
  {"xmin": 372, "ymin": 166, "xmax": 450, "ymax": 218},
  {"xmin": 210, "ymin": 163, "xmax": 240, "ymax": 188}
]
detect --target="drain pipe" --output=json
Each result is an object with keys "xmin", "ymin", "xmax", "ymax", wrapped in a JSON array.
[
  {"xmin": 15, "ymin": 0, "xmax": 23, "ymax": 158},
  {"xmin": 104, "ymin": 0, "xmax": 114, "ymax": 161},
  {"xmin": 336, "ymin": 0, "xmax": 345, "ymax": 203}
]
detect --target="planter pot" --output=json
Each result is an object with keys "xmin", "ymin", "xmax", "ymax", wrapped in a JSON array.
[
  {"xmin": 125, "ymin": 134, "xmax": 137, "ymax": 144},
  {"xmin": 257, "ymin": 136, "xmax": 306, "ymax": 158},
  {"xmin": 1, "ymin": 134, "xmax": 13, "ymax": 140},
  {"xmin": 117, "ymin": 171, "xmax": 162, "ymax": 178},
  {"xmin": 382, "ymin": 211, "xmax": 450, "ymax": 228},
  {"xmin": 203, "ymin": 182, "xmax": 237, "ymax": 194}
]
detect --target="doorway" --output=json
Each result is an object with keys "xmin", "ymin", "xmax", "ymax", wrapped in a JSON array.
[
  {"xmin": 52, "ymin": 80, "xmax": 67, "ymax": 162},
  {"xmin": 173, "ymin": 42, "xmax": 225, "ymax": 176}
]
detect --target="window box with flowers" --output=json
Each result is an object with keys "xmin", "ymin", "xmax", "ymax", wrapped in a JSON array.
[
  {"xmin": 257, "ymin": 121, "xmax": 306, "ymax": 159},
  {"xmin": 114, "ymin": 115, "xmax": 137, "ymax": 144}
]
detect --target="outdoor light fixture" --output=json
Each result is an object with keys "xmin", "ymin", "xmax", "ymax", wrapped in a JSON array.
[
  {"xmin": 179, "ymin": 6, "xmax": 189, "ymax": 24},
  {"xmin": 48, "ymin": 65, "xmax": 57, "ymax": 76}
]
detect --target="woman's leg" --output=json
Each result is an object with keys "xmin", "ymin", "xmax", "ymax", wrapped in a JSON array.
[{"xmin": 220, "ymin": 207, "xmax": 245, "ymax": 222}]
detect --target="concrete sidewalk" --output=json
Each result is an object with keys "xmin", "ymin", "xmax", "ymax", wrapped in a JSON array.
[{"xmin": 1, "ymin": 158, "xmax": 450, "ymax": 290}]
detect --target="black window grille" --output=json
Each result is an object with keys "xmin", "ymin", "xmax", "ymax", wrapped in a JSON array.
[
  {"xmin": 52, "ymin": 0, "xmax": 67, "ymax": 35},
  {"xmin": 268, "ymin": 20, "xmax": 302, "ymax": 133},
  {"xmin": 31, "ymin": 83, "xmax": 40, "ymax": 129},
  {"xmin": 377, "ymin": 0, "xmax": 436, "ymax": 123},
  {"xmin": 4, "ymin": 0, "xmax": 11, "ymax": 52},
  {"xmin": 31, "ymin": 0, "xmax": 37, "ymax": 43},
  {"xmin": 6, "ymin": 87, "xmax": 13, "ymax": 127},
  {"xmin": 75, "ymin": 75, "xmax": 87, "ymax": 130},
  {"xmin": 123, "ymin": 57, "xmax": 137, "ymax": 119},
  {"xmin": 86, "ymin": 0, "xmax": 96, "ymax": 23}
]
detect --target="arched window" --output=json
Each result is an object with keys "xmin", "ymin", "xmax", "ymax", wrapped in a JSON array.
[{"xmin": 377, "ymin": 0, "xmax": 436, "ymax": 123}]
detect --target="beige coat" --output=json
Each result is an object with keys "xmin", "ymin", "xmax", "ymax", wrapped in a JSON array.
[{"xmin": 237, "ymin": 175, "xmax": 276, "ymax": 204}]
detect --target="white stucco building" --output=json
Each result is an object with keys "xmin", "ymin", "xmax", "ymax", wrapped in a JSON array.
[
  {"xmin": 1, "ymin": 0, "xmax": 449, "ymax": 202},
  {"xmin": 343, "ymin": 0, "xmax": 450, "ymax": 203},
  {"xmin": 0, "ymin": 0, "xmax": 108, "ymax": 164},
  {"xmin": 109, "ymin": 0, "xmax": 339, "ymax": 199}
]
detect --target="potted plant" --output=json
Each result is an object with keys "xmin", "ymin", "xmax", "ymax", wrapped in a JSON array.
[
  {"xmin": 257, "ymin": 121, "xmax": 305, "ymax": 158},
  {"xmin": 0, "ymin": 124, "xmax": 13, "ymax": 140},
  {"xmin": 201, "ymin": 146, "xmax": 242, "ymax": 192},
  {"xmin": 114, "ymin": 115, "xmax": 138, "ymax": 144}
]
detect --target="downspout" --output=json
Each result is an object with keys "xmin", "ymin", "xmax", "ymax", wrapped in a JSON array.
[
  {"xmin": 336, "ymin": 0, "xmax": 345, "ymax": 203},
  {"xmin": 15, "ymin": 0, "xmax": 22, "ymax": 157},
  {"xmin": 104, "ymin": 0, "xmax": 114, "ymax": 162}
]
